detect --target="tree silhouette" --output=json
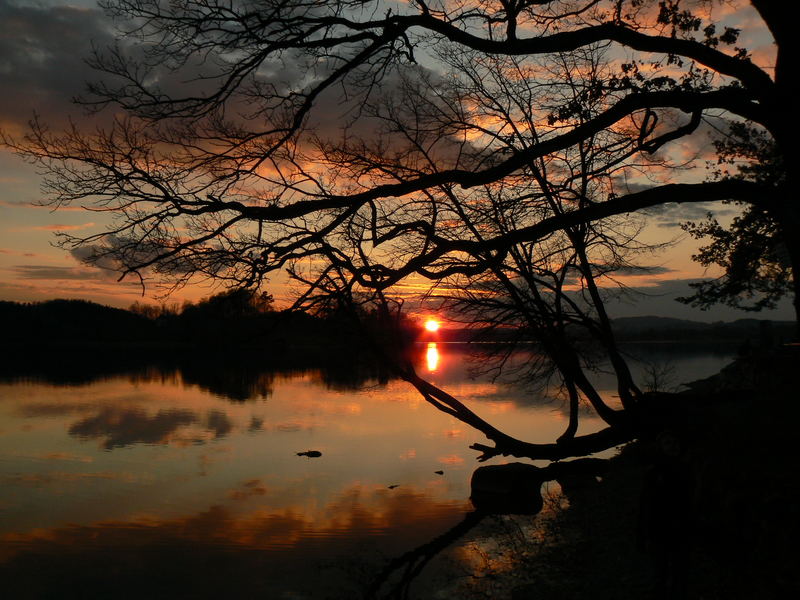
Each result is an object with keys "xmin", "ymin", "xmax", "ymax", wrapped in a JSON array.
[
  {"xmin": 679, "ymin": 122, "xmax": 790, "ymax": 311},
  {"xmin": 2, "ymin": 0, "xmax": 794, "ymax": 459}
]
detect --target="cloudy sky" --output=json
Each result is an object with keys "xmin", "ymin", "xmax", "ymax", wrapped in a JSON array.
[
  {"xmin": 0, "ymin": 0, "xmax": 793, "ymax": 321},
  {"xmin": 0, "ymin": 0, "xmax": 148, "ymax": 306}
]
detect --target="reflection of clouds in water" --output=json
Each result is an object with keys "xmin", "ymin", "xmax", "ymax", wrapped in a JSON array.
[
  {"xmin": 343, "ymin": 402, "xmax": 362, "ymax": 415},
  {"xmin": 4, "ymin": 471, "xmax": 146, "ymax": 486},
  {"xmin": 68, "ymin": 408, "xmax": 197, "ymax": 449},
  {"xmin": 437, "ymin": 454, "xmax": 465, "ymax": 466},
  {"xmin": 4, "ymin": 451, "xmax": 94, "ymax": 463},
  {"xmin": 205, "ymin": 410, "xmax": 233, "ymax": 438},
  {"xmin": 274, "ymin": 422, "xmax": 303, "ymax": 432},
  {"xmin": 40, "ymin": 452, "xmax": 93, "ymax": 463},
  {"xmin": 482, "ymin": 401, "xmax": 515, "ymax": 415},
  {"xmin": 18, "ymin": 402, "xmax": 96, "ymax": 418},
  {"xmin": 195, "ymin": 445, "xmax": 234, "ymax": 476},
  {"xmin": 288, "ymin": 398, "xmax": 365, "ymax": 416},
  {"xmin": 67, "ymin": 408, "xmax": 237, "ymax": 449},
  {"xmin": 430, "ymin": 382, "xmax": 503, "ymax": 403},
  {"xmin": 399, "ymin": 449, "xmax": 416, "ymax": 460},
  {"xmin": 1, "ymin": 486, "xmax": 470, "ymax": 598},
  {"xmin": 228, "ymin": 478, "xmax": 268, "ymax": 501},
  {"xmin": 17, "ymin": 391, "xmax": 159, "ymax": 418}
]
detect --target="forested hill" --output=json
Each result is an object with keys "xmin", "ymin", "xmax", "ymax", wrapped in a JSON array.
[
  {"xmin": 0, "ymin": 298, "xmax": 311, "ymax": 347},
  {"xmin": 610, "ymin": 316, "xmax": 796, "ymax": 342},
  {"xmin": 0, "ymin": 299, "xmax": 156, "ymax": 343},
  {"xmin": 0, "ymin": 297, "xmax": 392, "ymax": 349}
]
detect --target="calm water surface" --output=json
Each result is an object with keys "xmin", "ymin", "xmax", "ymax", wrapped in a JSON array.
[{"xmin": 0, "ymin": 343, "xmax": 734, "ymax": 598}]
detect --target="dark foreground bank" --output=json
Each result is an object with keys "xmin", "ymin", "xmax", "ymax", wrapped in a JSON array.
[{"xmin": 473, "ymin": 346, "xmax": 800, "ymax": 600}]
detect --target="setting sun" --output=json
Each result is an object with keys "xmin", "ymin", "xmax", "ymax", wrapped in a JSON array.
[{"xmin": 424, "ymin": 319, "xmax": 440, "ymax": 332}]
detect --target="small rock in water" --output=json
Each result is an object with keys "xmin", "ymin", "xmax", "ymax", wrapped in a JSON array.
[
  {"xmin": 434, "ymin": 470, "xmax": 444, "ymax": 475},
  {"xmin": 296, "ymin": 450, "xmax": 322, "ymax": 458}
]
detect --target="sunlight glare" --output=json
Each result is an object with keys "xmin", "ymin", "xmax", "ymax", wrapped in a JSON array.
[
  {"xmin": 426, "ymin": 342, "xmax": 439, "ymax": 372},
  {"xmin": 424, "ymin": 319, "xmax": 440, "ymax": 332}
]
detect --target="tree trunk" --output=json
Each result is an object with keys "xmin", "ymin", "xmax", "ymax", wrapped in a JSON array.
[
  {"xmin": 777, "ymin": 209, "xmax": 800, "ymax": 339},
  {"xmin": 558, "ymin": 378, "xmax": 581, "ymax": 442},
  {"xmin": 756, "ymin": 0, "xmax": 799, "ymax": 336}
]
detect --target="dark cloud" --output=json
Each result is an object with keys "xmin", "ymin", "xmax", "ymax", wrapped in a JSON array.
[
  {"xmin": 10, "ymin": 264, "xmax": 118, "ymax": 281},
  {"xmin": 0, "ymin": 1, "xmax": 115, "ymax": 128},
  {"xmin": 642, "ymin": 200, "xmax": 741, "ymax": 228},
  {"xmin": 604, "ymin": 278, "xmax": 795, "ymax": 321},
  {"xmin": 611, "ymin": 265, "xmax": 676, "ymax": 276},
  {"xmin": 610, "ymin": 180, "xmax": 655, "ymax": 195},
  {"xmin": 0, "ymin": 1, "xmax": 431, "ymax": 144},
  {"xmin": 68, "ymin": 236, "xmax": 201, "ymax": 277},
  {"xmin": 0, "ymin": 1, "xmax": 401, "ymax": 144}
]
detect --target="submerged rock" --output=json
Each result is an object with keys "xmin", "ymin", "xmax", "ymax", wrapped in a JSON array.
[{"xmin": 470, "ymin": 462, "xmax": 544, "ymax": 515}]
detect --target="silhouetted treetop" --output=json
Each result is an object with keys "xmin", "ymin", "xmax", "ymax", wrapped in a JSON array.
[
  {"xmin": 679, "ymin": 123, "xmax": 791, "ymax": 311},
  {"xmin": 4, "ymin": 1, "xmax": 790, "ymax": 305},
  {"xmin": 2, "ymin": 0, "xmax": 797, "ymax": 460}
]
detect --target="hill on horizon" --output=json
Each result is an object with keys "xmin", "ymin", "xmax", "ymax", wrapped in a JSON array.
[{"xmin": 610, "ymin": 315, "xmax": 795, "ymax": 342}]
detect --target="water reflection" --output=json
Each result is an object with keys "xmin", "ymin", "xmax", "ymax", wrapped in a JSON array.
[
  {"xmin": 0, "ymin": 346, "xmax": 394, "ymax": 401},
  {"xmin": 370, "ymin": 458, "xmax": 608, "ymax": 598},
  {"xmin": 0, "ymin": 485, "xmax": 470, "ymax": 599},
  {"xmin": 426, "ymin": 342, "xmax": 440, "ymax": 373},
  {"xmin": 66, "ymin": 407, "xmax": 236, "ymax": 449},
  {"xmin": 0, "ymin": 343, "xmax": 737, "ymax": 597},
  {"xmin": 0, "ymin": 341, "xmax": 737, "ymax": 404},
  {"xmin": 68, "ymin": 407, "xmax": 199, "ymax": 449}
]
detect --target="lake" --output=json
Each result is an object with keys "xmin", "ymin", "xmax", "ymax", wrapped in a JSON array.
[{"xmin": 0, "ymin": 342, "xmax": 735, "ymax": 598}]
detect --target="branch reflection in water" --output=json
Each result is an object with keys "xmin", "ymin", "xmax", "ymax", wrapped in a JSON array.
[{"xmin": 368, "ymin": 459, "xmax": 607, "ymax": 599}]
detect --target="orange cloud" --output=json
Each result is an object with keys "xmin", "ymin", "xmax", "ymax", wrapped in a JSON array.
[{"xmin": 19, "ymin": 222, "xmax": 96, "ymax": 232}]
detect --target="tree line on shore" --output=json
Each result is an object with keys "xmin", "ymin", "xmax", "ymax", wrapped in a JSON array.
[
  {"xmin": 0, "ymin": 290, "xmax": 375, "ymax": 348},
  {"xmin": 2, "ymin": 293, "xmax": 794, "ymax": 348}
]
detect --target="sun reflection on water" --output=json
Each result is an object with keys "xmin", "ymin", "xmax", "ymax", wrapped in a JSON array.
[{"xmin": 426, "ymin": 342, "xmax": 440, "ymax": 372}]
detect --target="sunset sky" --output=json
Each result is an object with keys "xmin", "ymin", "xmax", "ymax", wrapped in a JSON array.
[{"xmin": 0, "ymin": 0, "xmax": 793, "ymax": 321}]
